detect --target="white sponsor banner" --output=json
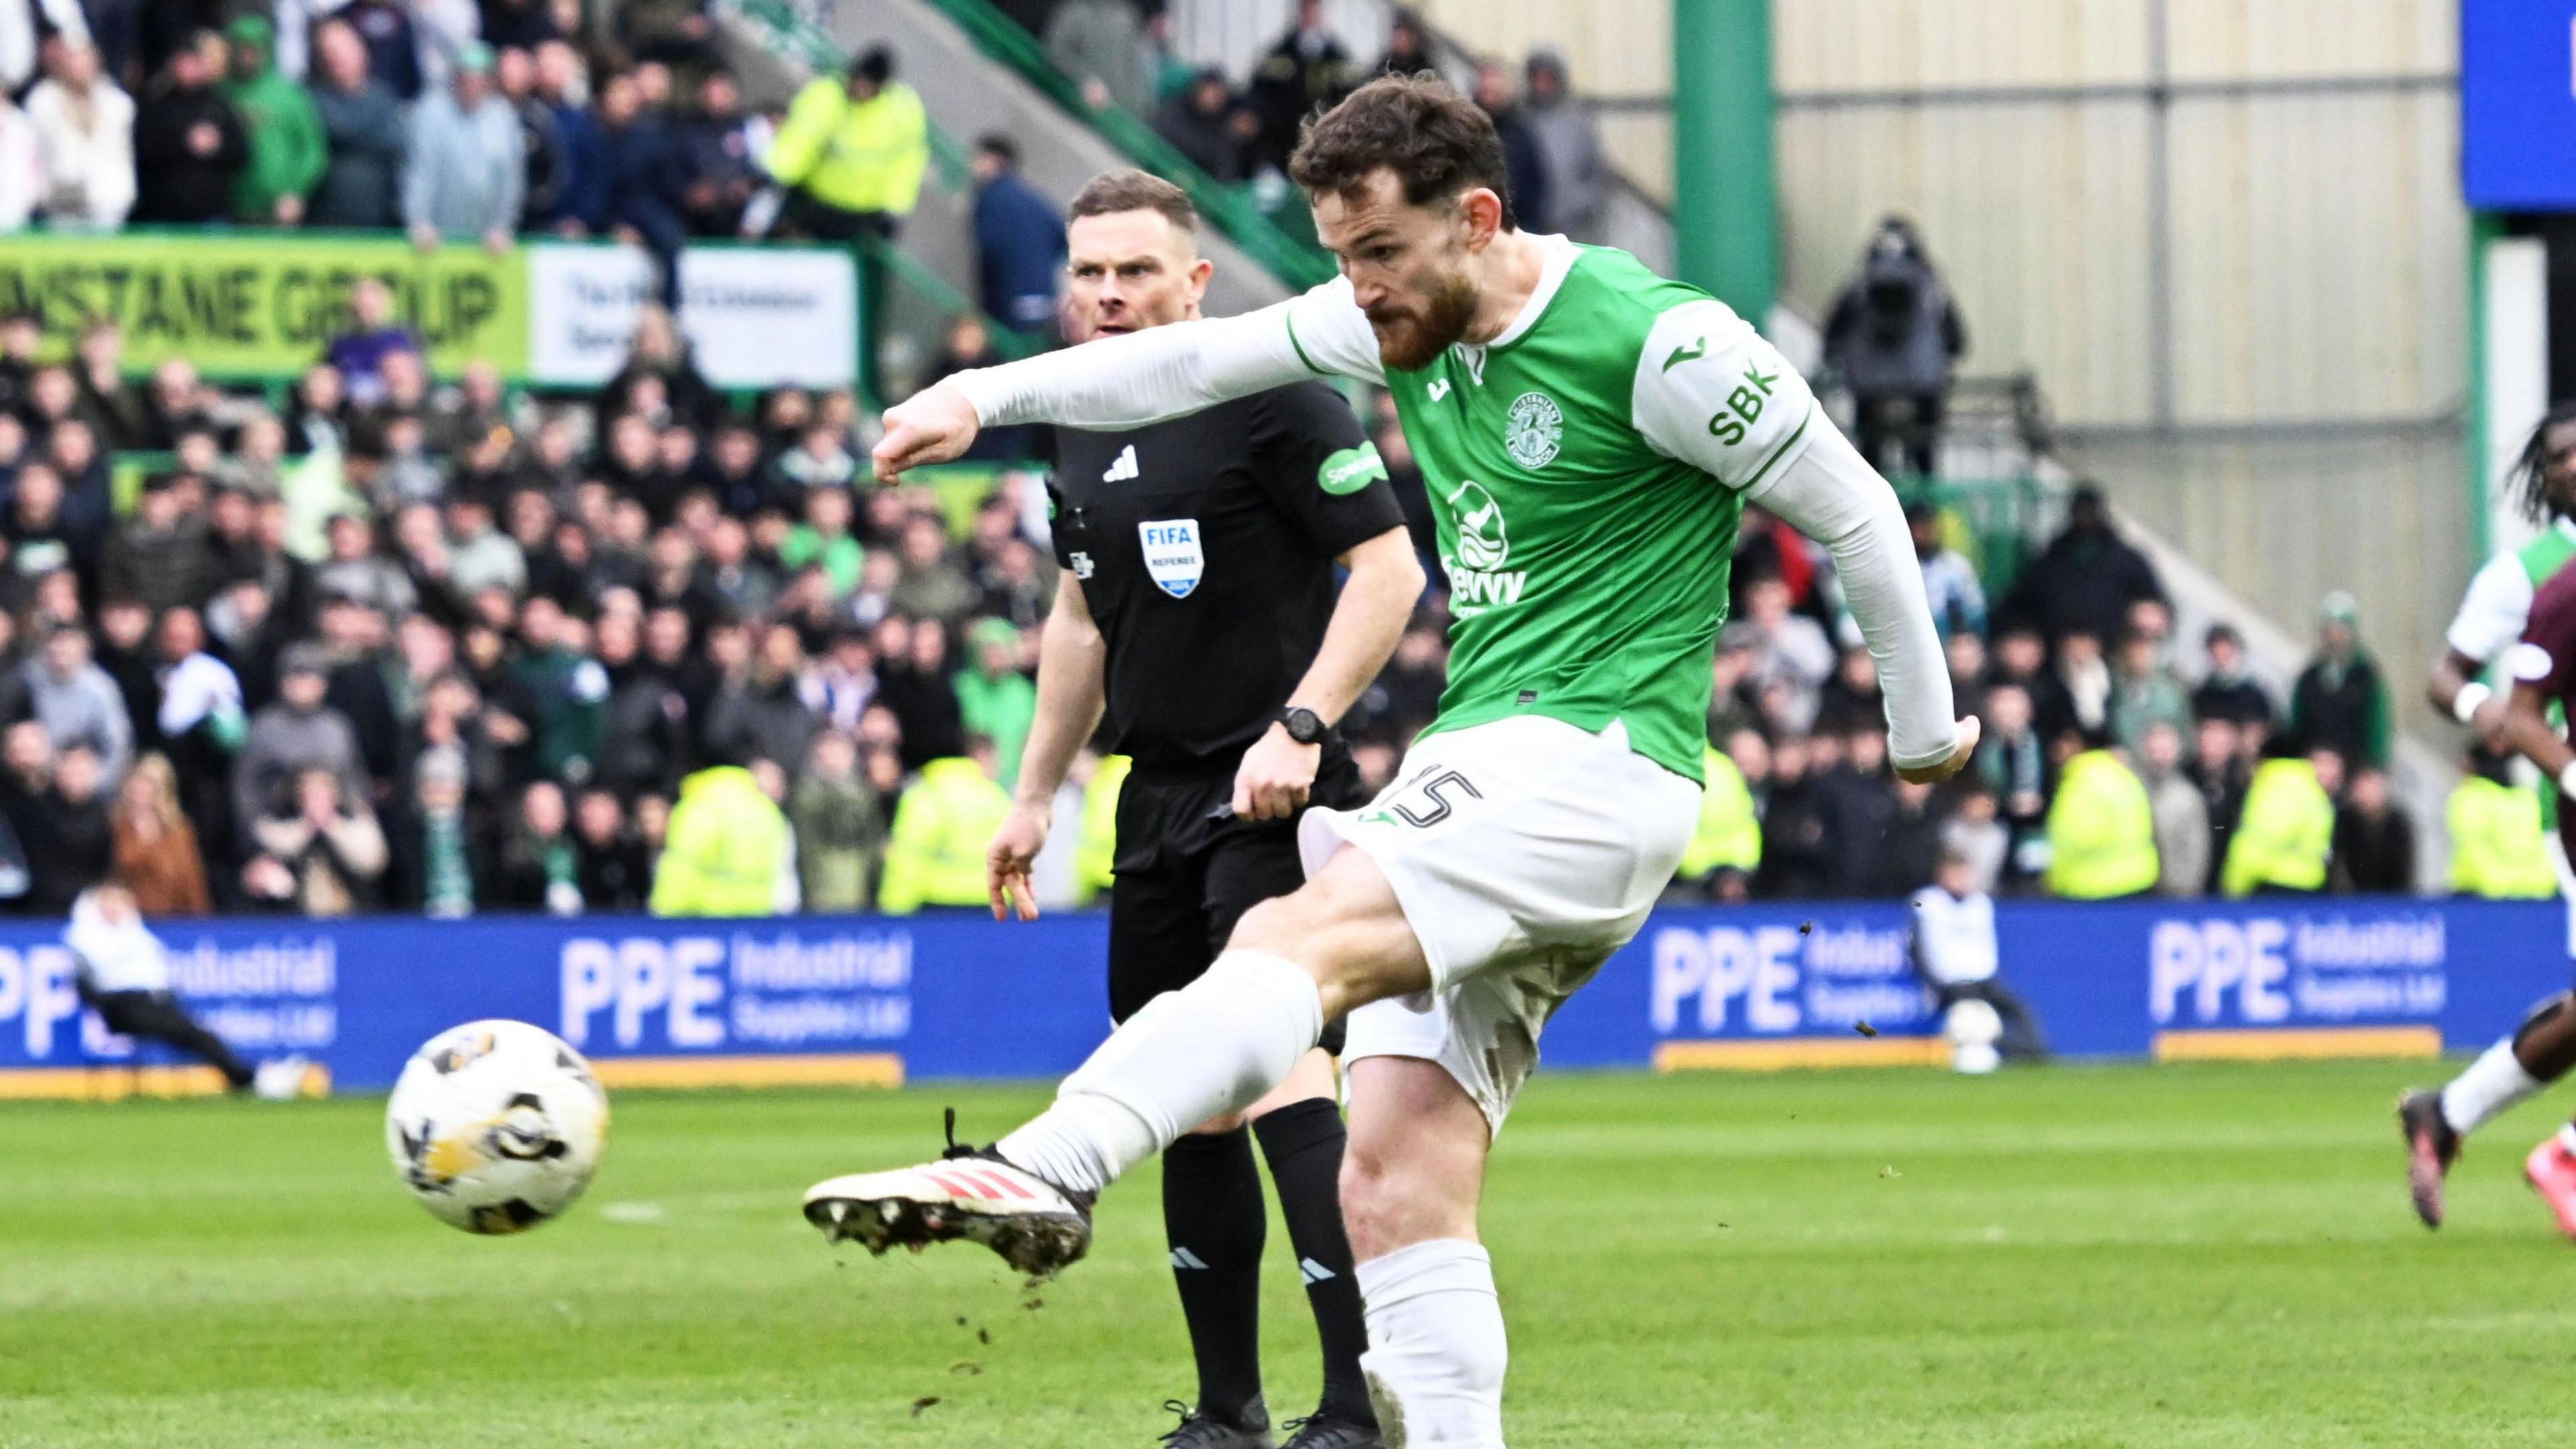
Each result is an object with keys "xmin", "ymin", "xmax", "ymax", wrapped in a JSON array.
[{"xmin": 526, "ymin": 244, "xmax": 858, "ymax": 389}]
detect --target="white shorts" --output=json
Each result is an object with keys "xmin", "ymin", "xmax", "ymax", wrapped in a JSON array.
[{"xmin": 1297, "ymin": 714, "xmax": 1701, "ymax": 1132}]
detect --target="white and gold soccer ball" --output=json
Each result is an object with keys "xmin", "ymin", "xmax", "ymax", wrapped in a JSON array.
[{"xmin": 385, "ymin": 1020, "xmax": 610, "ymax": 1234}]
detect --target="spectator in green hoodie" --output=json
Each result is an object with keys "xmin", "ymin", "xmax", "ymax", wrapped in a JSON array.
[
  {"xmin": 222, "ymin": 16, "xmax": 326, "ymax": 225},
  {"xmin": 953, "ymin": 616, "xmax": 1034, "ymax": 792}
]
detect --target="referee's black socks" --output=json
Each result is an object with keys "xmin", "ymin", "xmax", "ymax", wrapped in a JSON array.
[
  {"xmin": 1254, "ymin": 1097, "xmax": 1377, "ymax": 1430},
  {"xmin": 1163, "ymin": 1126, "xmax": 1270, "ymax": 1428}
]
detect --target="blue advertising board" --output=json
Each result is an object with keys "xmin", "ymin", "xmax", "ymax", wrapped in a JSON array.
[
  {"xmin": 0, "ymin": 897, "xmax": 2566, "ymax": 1096},
  {"xmin": 2463, "ymin": 1, "xmax": 2576, "ymax": 209}
]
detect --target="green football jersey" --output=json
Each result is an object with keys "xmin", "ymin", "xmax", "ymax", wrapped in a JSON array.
[{"xmin": 1285, "ymin": 239, "xmax": 1820, "ymax": 783}]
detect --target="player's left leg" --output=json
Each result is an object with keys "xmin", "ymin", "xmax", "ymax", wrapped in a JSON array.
[{"xmin": 1339, "ymin": 1056, "xmax": 1503, "ymax": 1449}]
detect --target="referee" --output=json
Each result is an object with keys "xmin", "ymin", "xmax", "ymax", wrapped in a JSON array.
[{"xmin": 987, "ymin": 170, "xmax": 1421, "ymax": 1449}]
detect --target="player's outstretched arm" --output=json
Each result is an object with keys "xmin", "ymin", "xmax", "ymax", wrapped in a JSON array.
[
  {"xmin": 1757, "ymin": 423, "xmax": 1975, "ymax": 782},
  {"xmin": 1627, "ymin": 301, "xmax": 1971, "ymax": 779},
  {"xmin": 875, "ymin": 285, "xmax": 1375, "ymax": 483},
  {"xmin": 2504, "ymin": 678, "xmax": 2576, "ymax": 796}
]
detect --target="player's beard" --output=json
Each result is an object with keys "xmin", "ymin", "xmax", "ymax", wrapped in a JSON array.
[{"xmin": 1368, "ymin": 267, "xmax": 1481, "ymax": 372}]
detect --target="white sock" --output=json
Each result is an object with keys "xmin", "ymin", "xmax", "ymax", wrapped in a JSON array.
[
  {"xmin": 998, "ymin": 951, "xmax": 1323, "ymax": 1196},
  {"xmin": 2441, "ymin": 1037, "xmax": 2545, "ymax": 1136},
  {"xmin": 1355, "ymin": 1239, "xmax": 1508, "ymax": 1448}
]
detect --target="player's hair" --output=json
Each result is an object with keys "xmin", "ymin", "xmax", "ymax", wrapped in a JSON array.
[
  {"xmin": 1066, "ymin": 169, "xmax": 1197, "ymax": 235},
  {"xmin": 1289, "ymin": 72, "xmax": 1517, "ymax": 229},
  {"xmin": 2510, "ymin": 399, "xmax": 2576, "ymax": 523}
]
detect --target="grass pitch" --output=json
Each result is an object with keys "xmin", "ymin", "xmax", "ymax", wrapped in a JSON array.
[{"xmin": 3, "ymin": 1060, "xmax": 2572, "ymax": 1447}]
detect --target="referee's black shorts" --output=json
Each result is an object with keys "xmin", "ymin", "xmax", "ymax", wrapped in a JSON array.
[{"xmin": 1106, "ymin": 763, "xmax": 1360, "ymax": 1056}]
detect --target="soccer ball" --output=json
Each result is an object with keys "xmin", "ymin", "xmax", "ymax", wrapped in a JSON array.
[
  {"xmin": 1942, "ymin": 998, "xmax": 2004, "ymax": 1076},
  {"xmin": 385, "ymin": 1020, "xmax": 610, "ymax": 1234}
]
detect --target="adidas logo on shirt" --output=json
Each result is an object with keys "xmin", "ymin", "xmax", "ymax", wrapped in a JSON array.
[
  {"xmin": 1102, "ymin": 444, "xmax": 1140, "ymax": 483},
  {"xmin": 1171, "ymin": 1246, "xmax": 1209, "ymax": 1270},
  {"xmin": 1299, "ymin": 1257, "xmax": 1336, "ymax": 1285}
]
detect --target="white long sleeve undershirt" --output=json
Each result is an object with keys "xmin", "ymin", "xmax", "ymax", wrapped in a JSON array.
[{"xmin": 936, "ymin": 258, "xmax": 1957, "ymax": 769}]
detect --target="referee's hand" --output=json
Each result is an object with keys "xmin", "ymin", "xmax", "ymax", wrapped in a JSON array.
[
  {"xmin": 873, "ymin": 385, "xmax": 981, "ymax": 482},
  {"xmin": 1233, "ymin": 723, "xmax": 1320, "ymax": 822},
  {"xmin": 987, "ymin": 803, "xmax": 1050, "ymax": 922}
]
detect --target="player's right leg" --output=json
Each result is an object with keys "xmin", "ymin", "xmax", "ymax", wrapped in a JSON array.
[
  {"xmin": 2402, "ymin": 990, "xmax": 2576, "ymax": 1227},
  {"xmin": 802, "ymin": 845, "xmax": 1425, "ymax": 1276},
  {"xmin": 2404, "ymin": 845, "xmax": 2576, "ymax": 1229}
]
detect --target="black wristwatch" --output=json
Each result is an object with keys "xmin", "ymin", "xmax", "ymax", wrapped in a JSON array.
[{"xmin": 1277, "ymin": 706, "xmax": 1328, "ymax": 745}]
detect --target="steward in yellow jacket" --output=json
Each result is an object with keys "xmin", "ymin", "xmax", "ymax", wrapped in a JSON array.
[
  {"xmin": 2044, "ymin": 745, "xmax": 2160, "ymax": 900},
  {"xmin": 2222, "ymin": 751, "xmax": 2336, "ymax": 897},
  {"xmin": 651, "ymin": 765, "xmax": 792, "ymax": 916},
  {"xmin": 764, "ymin": 47, "xmax": 928, "ymax": 235},
  {"xmin": 880, "ymin": 751, "xmax": 1015, "ymax": 914},
  {"xmin": 2449, "ymin": 767, "xmax": 2558, "ymax": 899}
]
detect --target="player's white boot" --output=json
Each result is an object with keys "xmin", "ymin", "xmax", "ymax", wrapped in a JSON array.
[{"xmin": 804, "ymin": 1112, "xmax": 1095, "ymax": 1278}]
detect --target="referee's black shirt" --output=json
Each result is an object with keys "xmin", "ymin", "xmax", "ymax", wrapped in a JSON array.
[{"xmin": 1047, "ymin": 382, "xmax": 1404, "ymax": 780}]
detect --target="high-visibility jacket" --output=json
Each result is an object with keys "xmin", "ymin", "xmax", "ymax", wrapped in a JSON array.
[
  {"xmin": 651, "ymin": 765, "xmax": 791, "ymax": 916},
  {"xmin": 2044, "ymin": 749, "xmax": 2160, "ymax": 899},
  {"xmin": 1075, "ymin": 755, "xmax": 1129, "ymax": 904},
  {"xmin": 2448, "ymin": 775, "xmax": 2559, "ymax": 899},
  {"xmin": 879, "ymin": 757, "xmax": 1013, "ymax": 914},
  {"xmin": 763, "ymin": 76, "xmax": 928, "ymax": 217},
  {"xmin": 1677, "ymin": 747, "xmax": 1760, "ymax": 879},
  {"xmin": 2222, "ymin": 757, "xmax": 2334, "ymax": 896}
]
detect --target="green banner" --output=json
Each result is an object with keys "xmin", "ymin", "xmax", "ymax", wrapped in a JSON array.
[{"xmin": 0, "ymin": 231, "xmax": 531, "ymax": 381}]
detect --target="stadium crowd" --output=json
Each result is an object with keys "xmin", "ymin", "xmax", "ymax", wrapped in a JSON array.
[{"xmin": 0, "ymin": 0, "xmax": 2515, "ymax": 919}]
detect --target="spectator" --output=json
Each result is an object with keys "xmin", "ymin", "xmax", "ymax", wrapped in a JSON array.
[
  {"xmin": 953, "ymin": 616, "xmax": 1034, "ymax": 790},
  {"xmin": 1734, "ymin": 574, "xmax": 1833, "ymax": 733},
  {"xmin": 23, "ymin": 625, "xmax": 132, "ymax": 785},
  {"xmin": 2287, "ymin": 590, "xmax": 2391, "ymax": 769},
  {"xmin": 1521, "ymin": 50, "xmax": 1603, "ymax": 239},
  {"xmin": 1675, "ymin": 737, "xmax": 1760, "ymax": 900},
  {"xmin": 130, "ymin": 34, "xmax": 248, "ymax": 224},
  {"xmin": 890, "ymin": 513, "xmax": 979, "ymax": 625},
  {"xmin": 388, "ymin": 746, "xmax": 479, "ymax": 914},
  {"xmin": 596, "ymin": 307, "xmax": 720, "ymax": 435},
  {"xmin": 1907, "ymin": 500, "xmax": 1986, "ymax": 639},
  {"xmin": 780, "ymin": 484, "xmax": 861, "ymax": 598},
  {"xmin": 1754, "ymin": 733, "xmax": 1832, "ymax": 897},
  {"xmin": 305, "ymin": 18, "xmax": 406, "ymax": 228},
  {"xmin": 877, "ymin": 735, "xmax": 1010, "ymax": 914},
  {"xmin": 71, "ymin": 321, "xmax": 147, "ymax": 449},
  {"xmin": 232, "ymin": 644, "xmax": 364, "ymax": 849},
  {"xmin": 492, "ymin": 777, "xmax": 582, "ymax": 912},
  {"xmin": 153, "ymin": 604, "xmax": 241, "ymax": 847},
  {"xmin": 2332, "ymin": 765, "xmax": 2414, "ymax": 894},
  {"xmin": 615, "ymin": 0, "xmax": 713, "ymax": 70},
  {"xmin": 2135, "ymin": 719, "xmax": 2208, "ymax": 898},
  {"xmin": 2190, "ymin": 622, "xmax": 2273, "ymax": 729},
  {"xmin": 1044, "ymin": 0, "xmax": 1150, "ymax": 115},
  {"xmin": 218, "ymin": 16, "xmax": 323, "ymax": 225},
  {"xmin": 765, "ymin": 45, "xmax": 926, "ymax": 241},
  {"xmin": 25, "ymin": 42, "xmax": 136, "ymax": 227},
  {"xmin": 507, "ymin": 595, "xmax": 603, "ymax": 781},
  {"xmin": 111, "ymin": 753, "xmax": 209, "ymax": 914},
  {"xmin": 403, "ymin": 42, "xmax": 523, "ymax": 251},
  {"xmin": 2043, "ymin": 735, "xmax": 2157, "ymax": 900},
  {"xmin": 1470, "ymin": 59, "xmax": 1549, "ymax": 234},
  {"xmin": 676, "ymin": 68, "xmax": 759, "ymax": 236},
  {"xmin": 572, "ymin": 787, "xmax": 648, "ymax": 910},
  {"xmin": 337, "ymin": 0, "xmax": 423, "ymax": 101},
  {"xmin": 1248, "ymin": 0, "xmax": 1358, "ymax": 174},
  {"xmin": 708, "ymin": 623, "xmax": 816, "ymax": 775},
  {"xmin": 1815, "ymin": 726, "xmax": 1900, "ymax": 896},
  {"xmin": 970, "ymin": 134, "xmax": 1066, "ymax": 339},
  {"xmin": 1155, "ymin": 67, "xmax": 1245, "ymax": 181},
  {"xmin": 21, "ymin": 740, "xmax": 110, "ymax": 912},
  {"xmin": 1375, "ymin": 8, "xmax": 1436, "ymax": 78},
  {"xmin": 790, "ymin": 729, "xmax": 881, "ymax": 912},
  {"xmin": 2108, "ymin": 628, "xmax": 2190, "ymax": 754},
  {"xmin": 103, "ymin": 476, "xmax": 211, "ymax": 614},
  {"xmin": 2447, "ymin": 748, "xmax": 2555, "ymax": 899},
  {"xmin": 2222, "ymin": 741, "xmax": 2337, "ymax": 898},
  {"xmin": 246, "ymin": 765, "xmax": 386, "ymax": 914},
  {"xmin": 650, "ymin": 750, "xmax": 792, "ymax": 915},
  {"xmin": 590, "ymin": 69, "xmax": 688, "ymax": 303},
  {"xmin": 1823, "ymin": 216, "xmax": 1967, "ymax": 476},
  {"xmin": 1941, "ymin": 786, "xmax": 2010, "ymax": 895},
  {"xmin": 2053, "ymin": 628, "xmax": 2112, "ymax": 739},
  {"xmin": 2002, "ymin": 485, "xmax": 2163, "ymax": 644}
]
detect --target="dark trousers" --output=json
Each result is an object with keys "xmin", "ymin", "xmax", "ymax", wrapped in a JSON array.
[
  {"xmin": 1928, "ymin": 977, "xmax": 2049, "ymax": 1061},
  {"xmin": 80, "ymin": 986, "xmax": 254, "ymax": 1089}
]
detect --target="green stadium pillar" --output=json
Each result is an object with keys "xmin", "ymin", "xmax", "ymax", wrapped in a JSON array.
[{"xmin": 1672, "ymin": 0, "xmax": 1777, "ymax": 321}]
